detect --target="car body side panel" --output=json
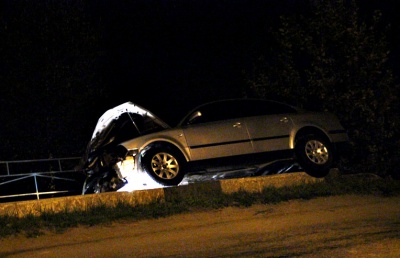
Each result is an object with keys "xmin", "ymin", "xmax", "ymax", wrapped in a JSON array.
[
  {"xmin": 119, "ymin": 128, "xmax": 191, "ymax": 159},
  {"xmin": 119, "ymin": 110, "xmax": 348, "ymax": 164},
  {"xmin": 289, "ymin": 112, "xmax": 349, "ymax": 148},
  {"xmin": 182, "ymin": 118, "xmax": 253, "ymax": 160},
  {"xmin": 245, "ymin": 114, "xmax": 293, "ymax": 153}
]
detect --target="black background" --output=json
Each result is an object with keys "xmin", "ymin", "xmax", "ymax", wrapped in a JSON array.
[{"xmin": 1, "ymin": 0, "xmax": 399, "ymax": 160}]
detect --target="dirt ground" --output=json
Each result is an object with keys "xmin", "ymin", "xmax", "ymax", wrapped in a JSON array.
[{"xmin": 1, "ymin": 194, "xmax": 400, "ymax": 258}]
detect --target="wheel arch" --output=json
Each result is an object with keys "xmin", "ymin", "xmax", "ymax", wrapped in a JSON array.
[
  {"xmin": 139, "ymin": 140, "xmax": 189, "ymax": 162},
  {"xmin": 293, "ymin": 126, "xmax": 331, "ymax": 147}
]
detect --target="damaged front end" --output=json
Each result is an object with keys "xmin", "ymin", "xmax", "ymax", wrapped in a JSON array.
[{"xmin": 80, "ymin": 102, "xmax": 169, "ymax": 194}]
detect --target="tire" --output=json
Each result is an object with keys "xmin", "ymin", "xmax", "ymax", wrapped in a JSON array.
[
  {"xmin": 82, "ymin": 170, "xmax": 122, "ymax": 194},
  {"xmin": 141, "ymin": 146, "xmax": 186, "ymax": 186},
  {"xmin": 295, "ymin": 134, "xmax": 334, "ymax": 178},
  {"xmin": 82, "ymin": 176, "xmax": 107, "ymax": 194}
]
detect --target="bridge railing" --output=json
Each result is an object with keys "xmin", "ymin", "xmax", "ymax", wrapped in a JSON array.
[{"xmin": 0, "ymin": 157, "xmax": 85, "ymax": 202}]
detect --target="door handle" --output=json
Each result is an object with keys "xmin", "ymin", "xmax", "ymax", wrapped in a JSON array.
[
  {"xmin": 280, "ymin": 117, "xmax": 289, "ymax": 123},
  {"xmin": 233, "ymin": 122, "xmax": 242, "ymax": 128}
]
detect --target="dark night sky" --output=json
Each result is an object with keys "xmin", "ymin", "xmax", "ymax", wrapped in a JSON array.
[
  {"xmin": 91, "ymin": 0, "xmax": 400, "ymax": 119},
  {"xmin": 0, "ymin": 0, "xmax": 399, "ymax": 160},
  {"xmin": 97, "ymin": 0, "xmax": 296, "ymax": 116}
]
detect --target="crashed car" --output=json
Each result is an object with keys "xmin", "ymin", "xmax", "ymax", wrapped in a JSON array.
[{"xmin": 80, "ymin": 98, "xmax": 348, "ymax": 193}]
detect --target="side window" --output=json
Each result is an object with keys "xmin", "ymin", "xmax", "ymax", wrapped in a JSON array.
[
  {"xmin": 188, "ymin": 101, "xmax": 242, "ymax": 125},
  {"xmin": 242, "ymin": 100, "xmax": 297, "ymax": 116},
  {"xmin": 185, "ymin": 99, "xmax": 298, "ymax": 125},
  {"xmin": 268, "ymin": 102, "xmax": 297, "ymax": 114}
]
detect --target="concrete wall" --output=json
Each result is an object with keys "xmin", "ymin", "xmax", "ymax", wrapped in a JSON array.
[{"xmin": 0, "ymin": 172, "xmax": 322, "ymax": 218}]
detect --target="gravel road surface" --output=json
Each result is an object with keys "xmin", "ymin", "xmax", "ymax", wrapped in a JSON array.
[{"xmin": 1, "ymin": 194, "xmax": 400, "ymax": 257}]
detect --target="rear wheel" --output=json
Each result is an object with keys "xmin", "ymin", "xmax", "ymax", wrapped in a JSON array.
[
  {"xmin": 295, "ymin": 134, "xmax": 333, "ymax": 178},
  {"xmin": 141, "ymin": 146, "xmax": 186, "ymax": 186}
]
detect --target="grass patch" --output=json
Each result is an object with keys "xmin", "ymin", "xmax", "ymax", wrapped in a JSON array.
[{"xmin": 1, "ymin": 174, "xmax": 399, "ymax": 238}]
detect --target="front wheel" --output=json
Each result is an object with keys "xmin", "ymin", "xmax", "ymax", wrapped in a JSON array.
[
  {"xmin": 141, "ymin": 146, "xmax": 186, "ymax": 186},
  {"xmin": 295, "ymin": 134, "xmax": 334, "ymax": 178}
]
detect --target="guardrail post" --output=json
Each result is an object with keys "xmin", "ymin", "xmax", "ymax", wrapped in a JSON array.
[
  {"xmin": 34, "ymin": 173, "xmax": 40, "ymax": 200},
  {"xmin": 6, "ymin": 161, "xmax": 10, "ymax": 175},
  {"xmin": 58, "ymin": 159, "xmax": 62, "ymax": 172}
]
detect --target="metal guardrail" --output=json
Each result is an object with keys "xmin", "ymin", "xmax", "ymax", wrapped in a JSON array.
[{"xmin": 0, "ymin": 157, "xmax": 85, "ymax": 202}]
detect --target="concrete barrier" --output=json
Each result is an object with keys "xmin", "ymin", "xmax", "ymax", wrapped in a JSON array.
[{"xmin": 0, "ymin": 172, "xmax": 322, "ymax": 218}]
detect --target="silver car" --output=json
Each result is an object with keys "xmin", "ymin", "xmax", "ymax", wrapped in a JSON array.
[{"xmin": 81, "ymin": 98, "xmax": 348, "ymax": 190}]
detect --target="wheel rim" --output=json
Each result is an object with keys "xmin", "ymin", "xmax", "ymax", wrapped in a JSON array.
[
  {"xmin": 304, "ymin": 140, "xmax": 329, "ymax": 165},
  {"xmin": 151, "ymin": 152, "xmax": 179, "ymax": 179}
]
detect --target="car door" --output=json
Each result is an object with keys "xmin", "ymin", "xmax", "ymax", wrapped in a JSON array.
[
  {"xmin": 241, "ymin": 100, "xmax": 296, "ymax": 153},
  {"xmin": 183, "ymin": 119, "xmax": 253, "ymax": 160},
  {"xmin": 245, "ymin": 114, "xmax": 293, "ymax": 153},
  {"xmin": 181, "ymin": 101, "xmax": 253, "ymax": 161}
]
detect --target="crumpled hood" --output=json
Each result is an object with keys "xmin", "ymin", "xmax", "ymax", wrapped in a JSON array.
[
  {"xmin": 90, "ymin": 101, "xmax": 170, "ymax": 140},
  {"xmin": 81, "ymin": 102, "xmax": 170, "ymax": 170}
]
